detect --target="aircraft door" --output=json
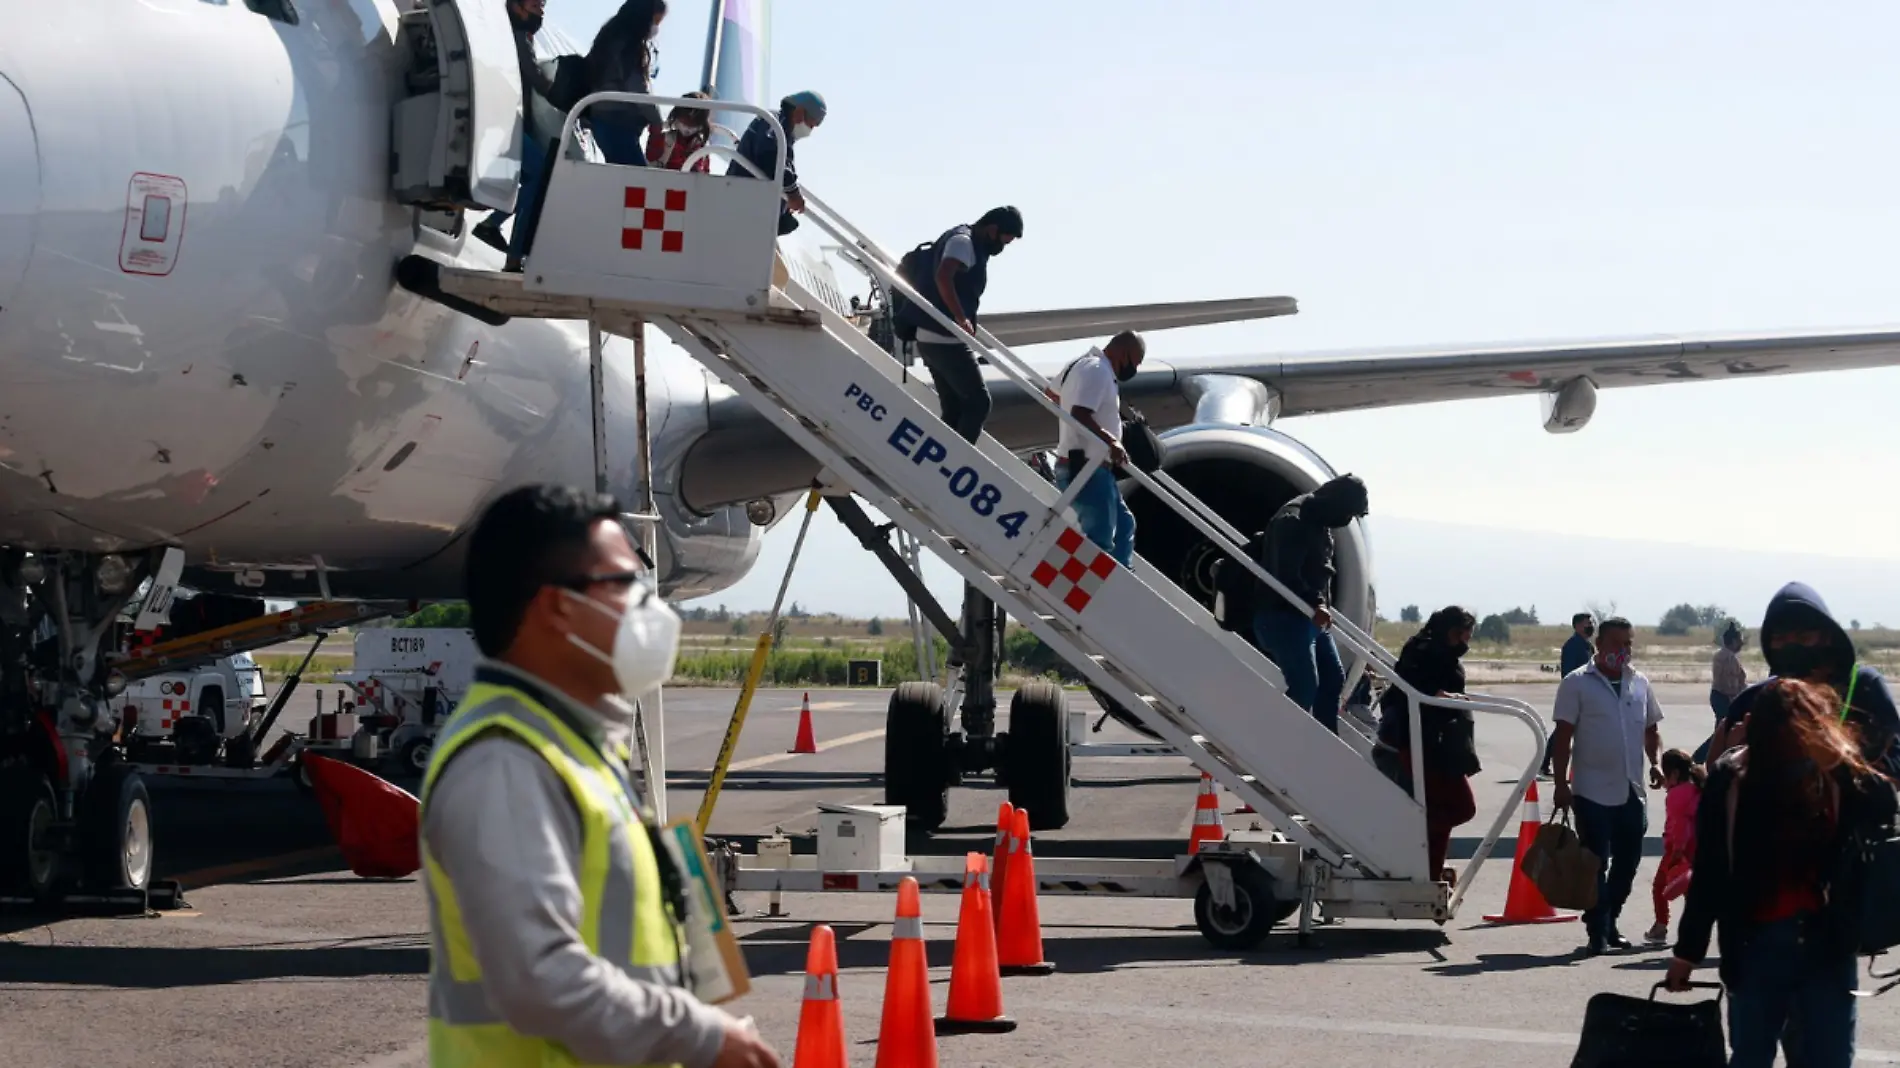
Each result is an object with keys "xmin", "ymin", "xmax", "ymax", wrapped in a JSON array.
[
  {"xmin": 0, "ymin": 72, "xmax": 38, "ymax": 318},
  {"xmin": 392, "ymin": 0, "xmax": 524, "ymax": 213}
]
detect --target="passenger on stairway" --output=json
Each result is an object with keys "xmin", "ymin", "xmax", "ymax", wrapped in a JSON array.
[
  {"xmin": 645, "ymin": 91, "xmax": 713, "ymax": 173},
  {"xmin": 892, "ymin": 207, "xmax": 1026, "ymax": 443},
  {"xmin": 479, "ymin": 0, "xmax": 557, "ymax": 265},
  {"xmin": 1253, "ymin": 474, "xmax": 1369, "ymax": 735},
  {"xmin": 1053, "ymin": 332, "xmax": 1146, "ymax": 567},
  {"xmin": 729, "ymin": 91, "xmax": 826, "ymax": 236},
  {"xmin": 1372, "ymin": 606, "xmax": 1481, "ymax": 884},
  {"xmin": 585, "ymin": 0, "xmax": 668, "ymax": 166}
]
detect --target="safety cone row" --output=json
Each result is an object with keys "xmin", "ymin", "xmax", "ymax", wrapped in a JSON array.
[
  {"xmin": 1482, "ymin": 779, "xmax": 1580, "ymax": 925},
  {"xmin": 790, "ymin": 815, "xmax": 1060, "ymax": 1066},
  {"xmin": 789, "ymin": 691, "xmax": 817, "ymax": 754},
  {"xmin": 1187, "ymin": 771, "xmax": 1225, "ymax": 853}
]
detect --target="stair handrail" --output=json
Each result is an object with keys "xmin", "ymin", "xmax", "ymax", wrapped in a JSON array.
[{"xmin": 793, "ymin": 187, "xmax": 1550, "ymax": 847}]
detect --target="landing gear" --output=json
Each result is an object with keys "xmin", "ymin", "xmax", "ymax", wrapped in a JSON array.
[
  {"xmin": 1001, "ymin": 682, "xmax": 1071, "ymax": 830},
  {"xmin": 0, "ymin": 548, "xmax": 183, "ymax": 909},
  {"xmin": 884, "ymin": 681, "xmax": 951, "ymax": 833}
]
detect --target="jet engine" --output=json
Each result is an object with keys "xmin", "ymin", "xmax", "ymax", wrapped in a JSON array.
[{"xmin": 1100, "ymin": 424, "xmax": 1378, "ymax": 737}]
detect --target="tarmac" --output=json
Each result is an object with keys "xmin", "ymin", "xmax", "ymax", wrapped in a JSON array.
[{"xmin": 4, "ymin": 681, "xmax": 1897, "ymax": 1067}]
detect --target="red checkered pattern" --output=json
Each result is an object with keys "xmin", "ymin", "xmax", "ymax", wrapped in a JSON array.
[
  {"xmin": 622, "ymin": 187, "xmax": 688, "ymax": 253},
  {"xmin": 1029, "ymin": 528, "xmax": 1118, "ymax": 613}
]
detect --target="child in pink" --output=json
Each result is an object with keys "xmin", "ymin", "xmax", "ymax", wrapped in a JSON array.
[{"xmin": 1646, "ymin": 748, "xmax": 1705, "ymax": 943}]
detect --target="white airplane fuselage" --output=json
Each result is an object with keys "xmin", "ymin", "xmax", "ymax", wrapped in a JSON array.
[{"xmin": 0, "ymin": 0, "xmax": 764, "ymax": 601}]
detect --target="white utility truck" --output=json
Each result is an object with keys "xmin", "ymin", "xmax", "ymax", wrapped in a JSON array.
[
  {"xmin": 327, "ymin": 627, "xmax": 478, "ymax": 776},
  {"xmin": 118, "ymin": 652, "xmax": 265, "ymax": 767}
]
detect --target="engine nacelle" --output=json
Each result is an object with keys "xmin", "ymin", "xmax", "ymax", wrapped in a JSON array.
[
  {"xmin": 1099, "ymin": 424, "xmax": 1378, "ymax": 736},
  {"xmin": 1542, "ymin": 375, "xmax": 1597, "ymax": 433}
]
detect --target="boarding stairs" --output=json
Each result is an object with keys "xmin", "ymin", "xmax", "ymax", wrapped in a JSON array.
[{"xmin": 422, "ymin": 95, "xmax": 1548, "ymax": 913}]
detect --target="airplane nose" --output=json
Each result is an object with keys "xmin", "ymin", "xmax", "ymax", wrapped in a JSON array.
[{"xmin": 0, "ymin": 70, "xmax": 38, "ymax": 319}]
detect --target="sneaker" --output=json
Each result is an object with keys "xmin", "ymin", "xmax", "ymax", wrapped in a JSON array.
[
  {"xmin": 1645, "ymin": 923, "xmax": 1669, "ymax": 943},
  {"xmin": 472, "ymin": 219, "xmax": 509, "ymax": 254},
  {"xmin": 1605, "ymin": 930, "xmax": 1634, "ymax": 950},
  {"xmin": 1583, "ymin": 936, "xmax": 1606, "ymax": 957}
]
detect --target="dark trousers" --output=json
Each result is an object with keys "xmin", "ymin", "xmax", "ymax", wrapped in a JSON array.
[
  {"xmin": 916, "ymin": 341, "xmax": 991, "ymax": 444},
  {"xmin": 1572, "ymin": 783, "xmax": 1647, "ymax": 940},
  {"xmin": 591, "ymin": 116, "xmax": 649, "ymax": 166},
  {"xmin": 1726, "ymin": 914, "xmax": 1857, "ymax": 1068},
  {"xmin": 1253, "ymin": 607, "xmax": 1343, "ymax": 734}
]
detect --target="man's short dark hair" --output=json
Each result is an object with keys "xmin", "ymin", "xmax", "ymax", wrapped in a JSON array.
[
  {"xmin": 464, "ymin": 484, "xmax": 622, "ymax": 657},
  {"xmin": 1573, "ymin": 612, "xmax": 1594, "ymax": 626},
  {"xmin": 1107, "ymin": 330, "xmax": 1145, "ymax": 359},
  {"xmin": 976, "ymin": 206, "xmax": 1024, "ymax": 237},
  {"xmin": 1598, "ymin": 616, "xmax": 1634, "ymax": 636}
]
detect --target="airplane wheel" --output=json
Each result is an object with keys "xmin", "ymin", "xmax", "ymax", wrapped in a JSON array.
[
  {"xmin": 1002, "ymin": 681, "xmax": 1071, "ymax": 830},
  {"xmin": 81, "ymin": 764, "xmax": 153, "ymax": 892},
  {"xmin": 884, "ymin": 682, "xmax": 950, "ymax": 834},
  {"xmin": 1193, "ymin": 862, "xmax": 1290, "ymax": 951},
  {"xmin": 0, "ymin": 768, "xmax": 61, "ymax": 901}
]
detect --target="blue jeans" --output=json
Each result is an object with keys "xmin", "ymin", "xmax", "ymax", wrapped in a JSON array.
[
  {"xmin": 1056, "ymin": 464, "xmax": 1134, "ymax": 567},
  {"xmin": 591, "ymin": 116, "xmax": 649, "ymax": 166},
  {"xmin": 1252, "ymin": 607, "xmax": 1343, "ymax": 733},
  {"xmin": 1726, "ymin": 914, "xmax": 1857, "ymax": 1068},
  {"xmin": 1572, "ymin": 784, "xmax": 1648, "ymax": 941},
  {"xmin": 1693, "ymin": 689, "xmax": 1731, "ymax": 763},
  {"xmin": 507, "ymin": 134, "xmax": 550, "ymax": 264}
]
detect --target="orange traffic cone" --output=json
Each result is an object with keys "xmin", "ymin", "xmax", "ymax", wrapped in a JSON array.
[
  {"xmin": 1482, "ymin": 780, "xmax": 1580, "ymax": 925},
  {"xmin": 996, "ymin": 808, "xmax": 1056, "ymax": 976},
  {"xmin": 874, "ymin": 877, "xmax": 938, "ymax": 1068},
  {"xmin": 1188, "ymin": 771, "xmax": 1225, "ymax": 853},
  {"xmin": 989, "ymin": 801, "xmax": 1014, "ymax": 933},
  {"xmin": 793, "ymin": 924, "xmax": 847, "ymax": 1068},
  {"xmin": 936, "ymin": 853, "xmax": 1016, "ymax": 1034},
  {"xmin": 790, "ymin": 691, "xmax": 817, "ymax": 754}
]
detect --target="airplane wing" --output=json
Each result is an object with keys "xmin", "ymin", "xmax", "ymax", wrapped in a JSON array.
[
  {"xmin": 981, "ymin": 296, "xmax": 1298, "ymax": 348},
  {"xmin": 678, "ymin": 322, "xmax": 1900, "ymax": 511},
  {"xmin": 1166, "ymin": 325, "xmax": 1900, "ymax": 419}
]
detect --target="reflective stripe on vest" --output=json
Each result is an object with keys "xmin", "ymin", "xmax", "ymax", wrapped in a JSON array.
[{"xmin": 419, "ymin": 680, "xmax": 684, "ymax": 1068}]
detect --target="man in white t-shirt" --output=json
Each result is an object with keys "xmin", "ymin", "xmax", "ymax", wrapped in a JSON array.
[{"xmin": 1055, "ymin": 332, "xmax": 1146, "ymax": 566}]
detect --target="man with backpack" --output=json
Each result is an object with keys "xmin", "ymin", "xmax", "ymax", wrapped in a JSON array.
[{"xmin": 892, "ymin": 207, "xmax": 1025, "ymax": 444}]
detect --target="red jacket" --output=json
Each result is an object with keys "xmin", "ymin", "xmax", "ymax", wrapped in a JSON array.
[{"xmin": 646, "ymin": 126, "xmax": 711, "ymax": 173}]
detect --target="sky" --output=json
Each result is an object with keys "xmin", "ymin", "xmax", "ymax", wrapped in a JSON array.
[{"xmin": 554, "ymin": 1, "xmax": 1900, "ymax": 626}]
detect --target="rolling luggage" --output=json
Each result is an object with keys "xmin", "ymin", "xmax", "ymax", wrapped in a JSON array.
[{"xmin": 1570, "ymin": 981, "xmax": 1725, "ymax": 1068}]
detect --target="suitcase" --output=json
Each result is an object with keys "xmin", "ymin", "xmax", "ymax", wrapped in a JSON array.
[{"xmin": 1570, "ymin": 981, "xmax": 1725, "ymax": 1068}]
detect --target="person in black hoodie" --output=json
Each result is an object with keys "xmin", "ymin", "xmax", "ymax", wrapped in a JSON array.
[
  {"xmin": 1373, "ymin": 605, "xmax": 1481, "ymax": 883},
  {"xmin": 1709, "ymin": 582, "xmax": 1900, "ymax": 778},
  {"xmin": 1252, "ymin": 474, "xmax": 1370, "ymax": 734},
  {"xmin": 1665, "ymin": 677, "xmax": 1898, "ymax": 1068}
]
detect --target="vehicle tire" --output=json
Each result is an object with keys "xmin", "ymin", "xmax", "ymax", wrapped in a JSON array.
[
  {"xmin": 883, "ymin": 682, "xmax": 950, "ymax": 834},
  {"xmin": 1001, "ymin": 681, "xmax": 1071, "ymax": 831},
  {"xmin": 0, "ymin": 768, "xmax": 62, "ymax": 901},
  {"xmin": 80, "ymin": 764, "xmax": 154, "ymax": 892},
  {"xmin": 171, "ymin": 715, "xmax": 220, "ymax": 766},
  {"xmin": 291, "ymin": 753, "xmax": 315, "ymax": 794},
  {"xmin": 223, "ymin": 731, "xmax": 258, "ymax": 769},
  {"xmin": 199, "ymin": 687, "xmax": 226, "ymax": 738},
  {"xmin": 1087, "ymin": 683, "xmax": 1161, "ymax": 740},
  {"xmin": 1193, "ymin": 861, "xmax": 1289, "ymax": 951},
  {"xmin": 398, "ymin": 737, "xmax": 433, "ymax": 778}
]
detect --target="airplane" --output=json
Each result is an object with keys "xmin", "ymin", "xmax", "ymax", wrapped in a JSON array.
[{"xmin": 3, "ymin": 0, "xmax": 1900, "ymax": 902}]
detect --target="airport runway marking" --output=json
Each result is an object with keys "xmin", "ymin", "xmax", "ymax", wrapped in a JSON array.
[
  {"xmin": 1036, "ymin": 999, "xmax": 1900, "ymax": 1062},
  {"xmin": 721, "ymin": 727, "xmax": 887, "ymax": 774}
]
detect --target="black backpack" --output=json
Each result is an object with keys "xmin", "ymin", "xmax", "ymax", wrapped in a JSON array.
[{"xmin": 889, "ymin": 239, "xmax": 937, "ymax": 343}]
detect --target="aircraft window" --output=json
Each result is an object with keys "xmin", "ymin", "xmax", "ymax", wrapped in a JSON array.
[
  {"xmin": 139, "ymin": 197, "xmax": 171, "ymax": 242},
  {"xmin": 244, "ymin": 0, "xmax": 299, "ymax": 24}
]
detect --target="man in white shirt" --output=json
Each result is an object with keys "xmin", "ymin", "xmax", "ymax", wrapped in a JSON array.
[
  {"xmin": 1550, "ymin": 616, "xmax": 1665, "ymax": 956},
  {"xmin": 1055, "ymin": 332, "xmax": 1146, "ymax": 566}
]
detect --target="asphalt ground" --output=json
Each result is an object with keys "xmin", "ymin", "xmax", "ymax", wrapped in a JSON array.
[{"xmin": 3, "ymin": 681, "xmax": 1897, "ymax": 1067}]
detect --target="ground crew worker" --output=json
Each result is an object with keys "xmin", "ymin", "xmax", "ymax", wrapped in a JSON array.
[
  {"xmin": 895, "ymin": 206, "xmax": 1025, "ymax": 444},
  {"xmin": 419, "ymin": 484, "xmax": 781, "ymax": 1068}
]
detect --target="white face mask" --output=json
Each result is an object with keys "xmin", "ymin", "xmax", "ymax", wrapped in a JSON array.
[
  {"xmin": 790, "ymin": 121, "xmax": 813, "ymax": 142},
  {"xmin": 563, "ymin": 584, "xmax": 681, "ymax": 697}
]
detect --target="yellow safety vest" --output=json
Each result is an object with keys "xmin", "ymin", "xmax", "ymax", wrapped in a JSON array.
[{"xmin": 420, "ymin": 678, "xmax": 685, "ymax": 1068}]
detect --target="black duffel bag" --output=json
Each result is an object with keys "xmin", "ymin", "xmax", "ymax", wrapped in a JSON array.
[{"xmin": 1571, "ymin": 982, "xmax": 1726, "ymax": 1068}]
